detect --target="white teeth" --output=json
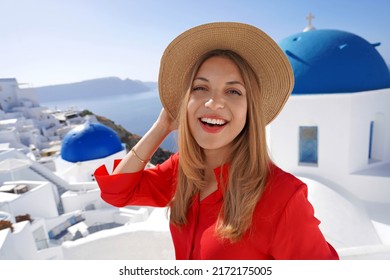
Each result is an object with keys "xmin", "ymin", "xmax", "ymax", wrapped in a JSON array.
[{"xmin": 200, "ymin": 118, "xmax": 226, "ymax": 125}]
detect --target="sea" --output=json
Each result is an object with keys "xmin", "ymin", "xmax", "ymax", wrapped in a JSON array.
[{"xmin": 41, "ymin": 89, "xmax": 178, "ymax": 152}]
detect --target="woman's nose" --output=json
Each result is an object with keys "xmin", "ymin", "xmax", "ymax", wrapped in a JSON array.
[{"xmin": 204, "ymin": 94, "xmax": 225, "ymax": 110}]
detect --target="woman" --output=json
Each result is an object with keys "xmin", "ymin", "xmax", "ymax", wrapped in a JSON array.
[{"xmin": 94, "ymin": 22, "xmax": 339, "ymax": 260}]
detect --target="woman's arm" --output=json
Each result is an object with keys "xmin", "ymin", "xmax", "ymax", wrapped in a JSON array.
[
  {"xmin": 94, "ymin": 108, "xmax": 178, "ymax": 207},
  {"xmin": 95, "ymin": 153, "xmax": 179, "ymax": 207},
  {"xmin": 271, "ymin": 185, "xmax": 339, "ymax": 260},
  {"xmin": 113, "ymin": 108, "xmax": 177, "ymax": 174}
]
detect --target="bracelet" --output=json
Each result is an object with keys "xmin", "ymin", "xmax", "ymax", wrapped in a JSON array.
[{"xmin": 131, "ymin": 148, "xmax": 149, "ymax": 164}]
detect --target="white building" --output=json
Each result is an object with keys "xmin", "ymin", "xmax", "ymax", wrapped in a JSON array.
[
  {"xmin": 270, "ymin": 89, "xmax": 390, "ymax": 204},
  {"xmin": 0, "ymin": 78, "xmax": 88, "ymax": 161},
  {"xmin": 269, "ymin": 22, "xmax": 390, "ymax": 258},
  {"xmin": 0, "ymin": 107, "xmax": 173, "ymax": 260}
]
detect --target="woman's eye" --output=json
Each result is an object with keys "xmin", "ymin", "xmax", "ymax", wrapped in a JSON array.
[
  {"xmin": 192, "ymin": 86, "xmax": 207, "ymax": 92},
  {"xmin": 227, "ymin": 89, "xmax": 242, "ymax": 96}
]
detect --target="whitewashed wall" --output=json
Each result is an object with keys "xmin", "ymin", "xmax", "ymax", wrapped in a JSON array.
[{"xmin": 269, "ymin": 89, "xmax": 390, "ymax": 203}]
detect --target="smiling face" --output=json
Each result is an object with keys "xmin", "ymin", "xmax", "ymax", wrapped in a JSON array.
[{"xmin": 187, "ymin": 55, "xmax": 248, "ymax": 157}]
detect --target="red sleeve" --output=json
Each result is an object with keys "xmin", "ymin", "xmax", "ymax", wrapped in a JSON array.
[
  {"xmin": 270, "ymin": 185, "xmax": 339, "ymax": 260},
  {"xmin": 94, "ymin": 153, "xmax": 178, "ymax": 208}
]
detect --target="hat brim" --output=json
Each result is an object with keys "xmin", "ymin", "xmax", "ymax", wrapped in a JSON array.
[{"xmin": 158, "ymin": 22, "xmax": 294, "ymax": 124}]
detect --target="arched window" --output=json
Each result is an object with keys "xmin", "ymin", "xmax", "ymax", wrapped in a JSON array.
[{"xmin": 299, "ymin": 126, "xmax": 318, "ymax": 166}]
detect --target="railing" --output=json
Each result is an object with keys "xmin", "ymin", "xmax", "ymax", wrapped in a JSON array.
[
  {"xmin": 87, "ymin": 222, "xmax": 122, "ymax": 234},
  {"xmin": 48, "ymin": 214, "xmax": 85, "ymax": 240}
]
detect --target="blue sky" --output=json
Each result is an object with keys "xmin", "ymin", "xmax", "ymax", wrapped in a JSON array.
[{"xmin": 1, "ymin": 0, "xmax": 389, "ymax": 87}]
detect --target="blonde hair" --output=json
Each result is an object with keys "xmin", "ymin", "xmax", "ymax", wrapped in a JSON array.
[{"xmin": 169, "ymin": 50, "xmax": 271, "ymax": 242}]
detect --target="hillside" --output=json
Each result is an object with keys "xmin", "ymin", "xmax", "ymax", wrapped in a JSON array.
[{"xmin": 35, "ymin": 77, "xmax": 157, "ymax": 102}]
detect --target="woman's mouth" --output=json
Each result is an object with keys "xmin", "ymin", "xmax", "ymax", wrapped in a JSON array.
[
  {"xmin": 199, "ymin": 117, "xmax": 227, "ymax": 133},
  {"xmin": 200, "ymin": 117, "xmax": 227, "ymax": 126}
]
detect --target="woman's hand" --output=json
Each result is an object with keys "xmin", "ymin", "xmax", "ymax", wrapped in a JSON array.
[
  {"xmin": 155, "ymin": 108, "xmax": 178, "ymax": 134},
  {"xmin": 113, "ymin": 107, "xmax": 176, "ymax": 174}
]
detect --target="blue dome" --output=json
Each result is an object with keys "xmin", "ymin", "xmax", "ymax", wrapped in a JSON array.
[
  {"xmin": 279, "ymin": 29, "xmax": 390, "ymax": 94},
  {"xmin": 61, "ymin": 121, "xmax": 124, "ymax": 162}
]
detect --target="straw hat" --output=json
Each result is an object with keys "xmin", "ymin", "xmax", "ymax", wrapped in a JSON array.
[{"xmin": 158, "ymin": 22, "xmax": 294, "ymax": 124}]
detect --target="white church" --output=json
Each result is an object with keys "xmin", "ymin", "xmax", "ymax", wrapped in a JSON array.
[{"xmin": 269, "ymin": 17, "xmax": 390, "ymax": 258}]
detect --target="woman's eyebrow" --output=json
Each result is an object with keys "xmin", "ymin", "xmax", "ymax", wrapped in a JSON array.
[
  {"xmin": 194, "ymin": 77, "xmax": 244, "ymax": 87},
  {"xmin": 193, "ymin": 77, "xmax": 209, "ymax": 82},
  {"xmin": 226, "ymin": 80, "xmax": 245, "ymax": 87}
]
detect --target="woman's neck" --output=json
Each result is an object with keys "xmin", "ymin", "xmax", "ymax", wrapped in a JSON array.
[
  {"xmin": 203, "ymin": 145, "xmax": 230, "ymax": 170},
  {"xmin": 202, "ymin": 147, "xmax": 229, "ymax": 185},
  {"xmin": 200, "ymin": 147, "xmax": 230, "ymax": 200}
]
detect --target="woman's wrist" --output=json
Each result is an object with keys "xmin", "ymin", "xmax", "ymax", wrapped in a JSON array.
[{"xmin": 131, "ymin": 147, "xmax": 150, "ymax": 164}]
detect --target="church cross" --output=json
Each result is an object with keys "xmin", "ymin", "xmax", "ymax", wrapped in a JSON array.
[{"xmin": 306, "ymin": 12, "xmax": 315, "ymax": 28}]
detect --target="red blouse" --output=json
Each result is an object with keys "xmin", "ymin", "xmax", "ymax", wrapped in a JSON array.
[{"xmin": 94, "ymin": 153, "xmax": 339, "ymax": 260}]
